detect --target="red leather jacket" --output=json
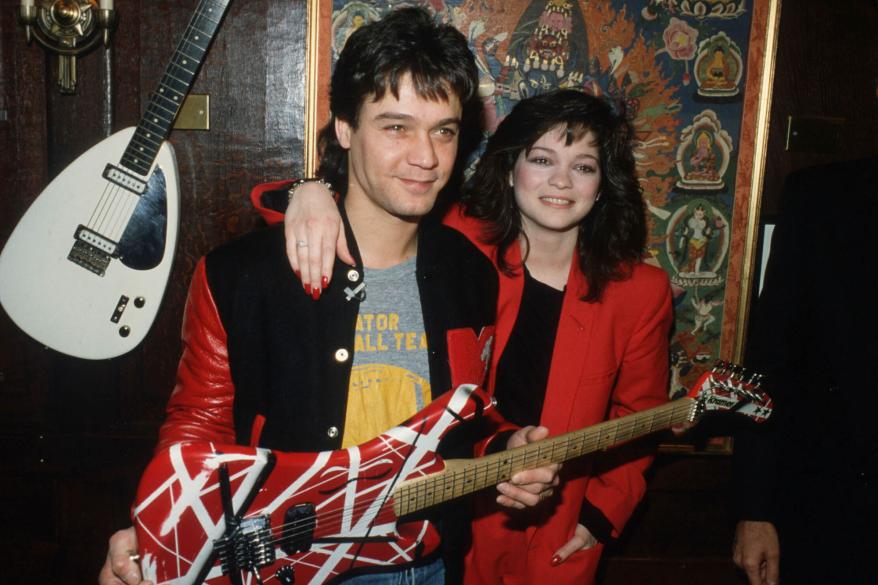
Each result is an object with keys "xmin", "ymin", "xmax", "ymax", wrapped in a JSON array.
[{"xmin": 158, "ymin": 182, "xmax": 498, "ymax": 456}]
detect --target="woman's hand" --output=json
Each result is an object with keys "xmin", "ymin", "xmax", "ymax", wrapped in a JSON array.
[
  {"xmin": 284, "ymin": 182, "xmax": 354, "ymax": 297},
  {"xmin": 496, "ymin": 426, "xmax": 561, "ymax": 509},
  {"xmin": 551, "ymin": 523, "xmax": 598, "ymax": 566}
]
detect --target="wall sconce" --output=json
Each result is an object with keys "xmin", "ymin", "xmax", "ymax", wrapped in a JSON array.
[{"xmin": 18, "ymin": 0, "xmax": 117, "ymax": 94}]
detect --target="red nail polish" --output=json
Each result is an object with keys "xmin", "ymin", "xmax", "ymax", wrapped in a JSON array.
[
  {"xmin": 551, "ymin": 555, "xmax": 562, "ymax": 567},
  {"xmin": 304, "ymin": 284, "xmax": 311, "ymax": 295},
  {"xmin": 312, "ymin": 288, "xmax": 321, "ymax": 301},
  {"xmin": 321, "ymin": 276, "xmax": 329, "ymax": 288},
  {"xmin": 294, "ymin": 269, "xmax": 300, "ymax": 278}
]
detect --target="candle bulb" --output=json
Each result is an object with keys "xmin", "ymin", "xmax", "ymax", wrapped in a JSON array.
[{"xmin": 100, "ymin": 0, "xmax": 113, "ymax": 10}]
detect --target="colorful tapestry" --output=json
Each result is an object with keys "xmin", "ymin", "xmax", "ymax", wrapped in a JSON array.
[{"xmin": 327, "ymin": 0, "xmax": 755, "ymax": 399}]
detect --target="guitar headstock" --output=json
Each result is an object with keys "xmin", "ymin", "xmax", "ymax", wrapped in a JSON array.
[{"xmin": 686, "ymin": 361, "xmax": 772, "ymax": 423}]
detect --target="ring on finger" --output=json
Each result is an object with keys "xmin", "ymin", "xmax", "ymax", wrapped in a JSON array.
[{"xmin": 296, "ymin": 240, "xmax": 309, "ymax": 248}]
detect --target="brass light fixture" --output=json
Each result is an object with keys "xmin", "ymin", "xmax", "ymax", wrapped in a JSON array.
[{"xmin": 18, "ymin": 0, "xmax": 117, "ymax": 94}]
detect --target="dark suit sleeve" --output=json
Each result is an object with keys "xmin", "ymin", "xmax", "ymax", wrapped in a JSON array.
[{"xmin": 732, "ymin": 171, "xmax": 811, "ymax": 522}]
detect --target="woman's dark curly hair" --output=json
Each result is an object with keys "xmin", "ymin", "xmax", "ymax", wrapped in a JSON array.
[
  {"xmin": 316, "ymin": 6, "xmax": 478, "ymax": 194},
  {"xmin": 460, "ymin": 89, "xmax": 646, "ymax": 303}
]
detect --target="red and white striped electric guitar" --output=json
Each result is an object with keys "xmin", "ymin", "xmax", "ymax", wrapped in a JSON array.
[
  {"xmin": 0, "ymin": 0, "xmax": 231, "ymax": 360},
  {"xmin": 132, "ymin": 362, "xmax": 770, "ymax": 585}
]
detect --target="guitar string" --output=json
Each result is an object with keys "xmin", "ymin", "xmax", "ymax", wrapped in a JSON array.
[
  {"xmin": 221, "ymin": 400, "xmax": 697, "ymax": 549},
  {"xmin": 92, "ymin": 182, "xmax": 134, "ymax": 240},
  {"xmin": 89, "ymin": 181, "xmax": 117, "ymax": 232},
  {"xmin": 95, "ymin": 186, "xmax": 123, "ymax": 235},
  {"xmin": 104, "ymin": 190, "xmax": 128, "ymax": 239},
  {"xmin": 111, "ymin": 193, "xmax": 140, "ymax": 241},
  {"xmin": 87, "ymin": 180, "xmax": 114, "ymax": 227}
]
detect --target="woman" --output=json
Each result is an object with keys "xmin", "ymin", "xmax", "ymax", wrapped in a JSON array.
[{"xmin": 256, "ymin": 89, "xmax": 672, "ymax": 584}]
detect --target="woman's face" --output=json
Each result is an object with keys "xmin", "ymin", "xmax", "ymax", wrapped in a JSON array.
[{"xmin": 512, "ymin": 126, "xmax": 602, "ymax": 239}]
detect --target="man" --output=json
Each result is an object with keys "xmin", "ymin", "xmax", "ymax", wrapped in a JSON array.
[
  {"xmin": 99, "ymin": 8, "xmax": 558, "ymax": 585},
  {"xmin": 732, "ymin": 156, "xmax": 878, "ymax": 585}
]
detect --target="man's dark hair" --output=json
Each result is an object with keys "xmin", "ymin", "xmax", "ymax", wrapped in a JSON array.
[
  {"xmin": 461, "ymin": 89, "xmax": 646, "ymax": 303},
  {"xmin": 316, "ymin": 6, "xmax": 479, "ymax": 193}
]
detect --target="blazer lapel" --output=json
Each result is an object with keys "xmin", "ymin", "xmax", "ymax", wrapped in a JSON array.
[{"xmin": 539, "ymin": 258, "xmax": 599, "ymax": 433}]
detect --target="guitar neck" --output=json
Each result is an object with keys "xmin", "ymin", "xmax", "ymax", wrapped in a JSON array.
[
  {"xmin": 120, "ymin": 0, "xmax": 232, "ymax": 176},
  {"xmin": 393, "ymin": 397, "xmax": 695, "ymax": 516}
]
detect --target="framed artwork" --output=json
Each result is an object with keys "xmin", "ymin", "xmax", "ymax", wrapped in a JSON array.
[{"xmin": 304, "ymin": 0, "xmax": 781, "ymax": 453}]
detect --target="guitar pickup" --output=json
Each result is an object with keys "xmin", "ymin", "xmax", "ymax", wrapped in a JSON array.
[
  {"xmin": 280, "ymin": 503, "xmax": 316, "ymax": 555},
  {"xmin": 67, "ymin": 225, "xmax": 119, "ymax": 277},
  {"xmin": 103, "ymin": 164, "xmax": 147, "ymax": 195}
]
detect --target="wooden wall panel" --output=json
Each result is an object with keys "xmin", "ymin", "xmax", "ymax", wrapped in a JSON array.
[
  {"xmin": 760, "ymin": 0, "xmax": 878, "ymax": 216},
  {"xmin": 0, "ymin": 0, "xmax": 51, "ymax": 434},
  {"xmin": 0, "ymin": 1, "xmax": 306, "ymax": 581}
]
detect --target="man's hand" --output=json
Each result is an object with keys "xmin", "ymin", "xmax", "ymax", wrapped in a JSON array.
[
  {"xmin": 551, "ymin": 523, "xmax": 598, "ymax": 565},
  {"xmin": 732, "ymin": 520, "xmax": 780, "ymax": 585},
  {"xmin": 98, "ymin": 527, "xmax": 152, "ymax": 585},
  {"xmin": 496, "ymin": 425, "xmax": 561, "ymax": 509},
  {"xmin": 284, "ymin": 182, "xmax": 353, "ymax": 297}
]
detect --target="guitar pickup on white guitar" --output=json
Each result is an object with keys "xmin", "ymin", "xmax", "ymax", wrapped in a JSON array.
[
  {"xmin": 68, "ymin": 225, "xmax": 120, "ymax": 276},
  {"xmin": 103, "ymin": 163, "xmax": 148, "ymax": 195}
]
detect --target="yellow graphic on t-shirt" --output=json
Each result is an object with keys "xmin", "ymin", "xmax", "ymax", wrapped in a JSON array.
[
  {"xmin": 354, "ymin": 312, "xmax": 428, "ymax": 353},
  {"xmin": 341, "ymin": 364, "xmax": 431, "ymax": 448}
]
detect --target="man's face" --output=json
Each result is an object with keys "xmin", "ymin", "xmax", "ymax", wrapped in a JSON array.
[{"xmin": 336, "ymin": 74, "xmax": 462, "ymax": 222}]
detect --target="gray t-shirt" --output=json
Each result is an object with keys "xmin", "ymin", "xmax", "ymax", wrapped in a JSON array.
[{"xmin": 341, "ymin": 256, "xmax": 430, "ymax": 447}]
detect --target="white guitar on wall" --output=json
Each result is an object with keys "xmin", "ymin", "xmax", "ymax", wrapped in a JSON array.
[{"xmin": 0, "ymin": 0, "xmax": 232, "ymax": 360}]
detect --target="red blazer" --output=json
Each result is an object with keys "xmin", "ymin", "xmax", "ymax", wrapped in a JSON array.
[{"xmin": 444, "ymin": 207, "xmax": 672, "ymax": 585}]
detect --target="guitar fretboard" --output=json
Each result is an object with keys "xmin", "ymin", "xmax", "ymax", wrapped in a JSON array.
[
  {"xmin": 394, "ymin": 397, "xmax": 695, "ymax": 516},
  {"xmin": 120, "ymin": 0, "xmax": 231, "ymax": 177}
]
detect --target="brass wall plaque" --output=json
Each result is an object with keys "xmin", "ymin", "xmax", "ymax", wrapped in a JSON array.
[
  {"xmin": 785, "ymin": 115, "xmax": 844, "ymax": 154},
  {"xmin": 174, "ymin": 94, "xmax": 210, "ymax": 131}
]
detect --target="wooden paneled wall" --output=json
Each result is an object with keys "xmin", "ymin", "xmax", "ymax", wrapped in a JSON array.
[
  {"xmin": 0, "ymin": 0, "xmax": 307, "ymax": 580},
  {"xmin": 759, "ymin": 0, "xmax": 878, "ymax": 217},
  {"xmin": 0, "ymin": 1, "xmax": 875, "ymax": 583}
]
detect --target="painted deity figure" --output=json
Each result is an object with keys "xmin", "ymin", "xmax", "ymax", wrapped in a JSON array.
[
  {"xmin": 506, "ymin": 0, "xmax": 588, "ymax": 100},
  {"xmin": 686, "ymin": 131, "xmax": 719, "ymax": 181},
  {"xmin": 691, "ymin": 294, "xmax": 721, "ymax": 334},
  {"xmin": 676, "ymin": 203, "xmax": 717, "ymax": 275}
]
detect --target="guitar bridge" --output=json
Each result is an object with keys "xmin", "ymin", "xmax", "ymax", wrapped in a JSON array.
[
  {"xmin": 215, "ymin": 515, "xmax": 276, "ymax": 576},
  {"xmin": 67, "ymin": 225, "xmax": 119, "ymax": 277}
]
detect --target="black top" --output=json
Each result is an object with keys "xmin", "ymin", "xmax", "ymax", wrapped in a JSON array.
[{"xmin": 494, "ymin": 267, "xmax": 564, "ymax": 427}]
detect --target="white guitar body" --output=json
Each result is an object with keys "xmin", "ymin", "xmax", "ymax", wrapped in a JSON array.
[
  {"xmin": 0, "ymin": 128, "xmax": 180, "ymax": 359},
  {"xmin": 0, "ymin": 0, "xmax": 232, "ymax": 360}
]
